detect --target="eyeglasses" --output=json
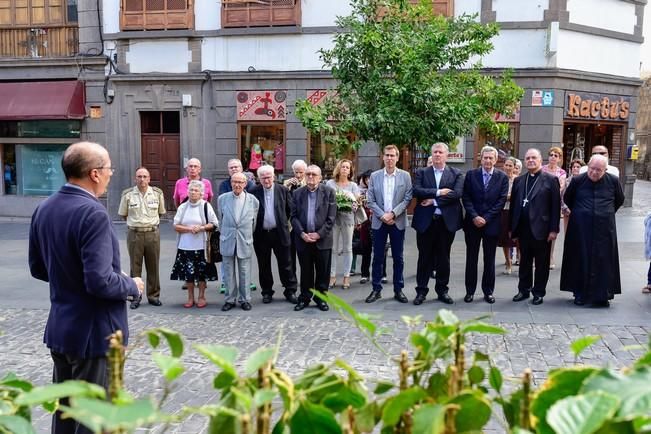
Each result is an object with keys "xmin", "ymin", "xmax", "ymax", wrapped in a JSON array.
[
  {"xmin": 549, "ymin": 153, "xmax": 560, "ymax": 157},
  {"xmin": 94, "ymin": 166, "xmax": 115, "ymax": 174}
]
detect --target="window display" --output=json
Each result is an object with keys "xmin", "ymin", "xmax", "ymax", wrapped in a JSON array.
[
  {"xmin": 239, "ymin": 123, "xmax": 286, "ymax": 174},
  {"xmin": 309, "ymin": 131, "xmax": 356, "ymax": 179}
]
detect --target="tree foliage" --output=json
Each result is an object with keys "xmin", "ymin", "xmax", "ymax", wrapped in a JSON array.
[{"xmin": 295, "ymin": 0, "xmax": 523, "ymax": 155}]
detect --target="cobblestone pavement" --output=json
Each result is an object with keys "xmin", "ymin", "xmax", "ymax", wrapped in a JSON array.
[{"xmin": 1, "ymin": 180, "xmax": 650, "ymax": 433}]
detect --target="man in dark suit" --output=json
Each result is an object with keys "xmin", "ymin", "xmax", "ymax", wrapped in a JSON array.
[
  {"xmin": 510, "ymin": 148, "xmax": 561, "ymax": 305},
  {"xmin": 250, "ymin": 165, "xmax": 298, "ymax": 304},
  {"xmin": 462, "ymin": 146, "xmax": 509, "ymax": 304},
  {"xmin": 412, "ymin": 142, "xmax": 464, "ymax": 305},
  {"xmin": 29, "ymin": 141, "xmax": 144, "ymax": 434},
  {"xmin": 291, "ymin": 165, "xmax": 337, "ymax": 312}
]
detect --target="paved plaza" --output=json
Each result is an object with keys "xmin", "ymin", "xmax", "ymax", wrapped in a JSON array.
[{"xmin": 1, "ymin": 181, "xmax": 650, "ymax": 433}]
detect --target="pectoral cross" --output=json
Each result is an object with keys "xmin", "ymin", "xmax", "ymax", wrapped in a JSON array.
[{"xmin": 523, "ymin": 198, "xmax": 529, "ymax": 207}]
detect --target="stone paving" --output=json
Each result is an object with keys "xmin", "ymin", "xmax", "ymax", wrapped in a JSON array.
[{"xmin": 1, "ymin": 180, "xmax": 650, "ymax": 433}]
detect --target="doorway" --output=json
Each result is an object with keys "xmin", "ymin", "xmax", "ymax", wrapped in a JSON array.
[
  {"xmin": 562, "ymin": 122, "xmax": 625, "ymax": 173},
  {"xmin": 140, "ymin": 111, "xmax": 181, "ymax": 213}
]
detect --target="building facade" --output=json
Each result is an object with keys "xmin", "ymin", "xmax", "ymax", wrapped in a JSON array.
[{"xmin": 0, "ymin": 0, "xmax": 645, "ymax": 216}]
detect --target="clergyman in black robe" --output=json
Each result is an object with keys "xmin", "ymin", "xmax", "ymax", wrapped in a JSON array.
[{"xmin": 560, "ymin": 155, "xmax": 624, "ymax": 307}]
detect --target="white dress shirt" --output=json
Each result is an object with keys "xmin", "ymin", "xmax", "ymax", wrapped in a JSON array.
[{"xmin": 383, "ymin": 169, "xmax": 396, "ymax": 213}]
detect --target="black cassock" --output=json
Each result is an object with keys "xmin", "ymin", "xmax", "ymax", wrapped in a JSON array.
[{"xmin": 560, "ymin": 173, "xmax": 624, "ymax": 302}]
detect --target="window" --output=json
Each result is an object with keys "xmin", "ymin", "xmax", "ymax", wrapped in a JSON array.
[
  {"xmin": 121, "ymin": 0, "xmax": 194, "ymax": 30},
  {"xmin": 222, "ymin": 0, "xmax": 301, "ymax": 28},
  {"xmin": 308, "ymin": 131, "xmax": 357, "ymax": 179},
  {"xmin": 2, "ymin": 144, "xmax": 67, "ymax": 196},
  {"xmin": 240, "ymin": 123, "xmax": 286, "ymax": 174},
  {"xmin": 0, "ymin": 0, "xmax": 77, "ymax": 27}
]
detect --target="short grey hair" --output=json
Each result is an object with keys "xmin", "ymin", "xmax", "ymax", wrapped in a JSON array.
[
  {"xmin": 227, "ymin": 158, "xmax": 243, "ymax": 168},
  {"xmin": 431, "ymin": 142, "xmax": 449, "ymax": 153},
  {"xmin": 257, "ymin": 164, "xmax": 275, "ymax": 177},
  {"xmin": 588, "ymin": 154, "xmax": 608, "ymax": 167},
  {"xmin": 514, "ymin": 159, "xmax": 523, "ymax": 169},
  {"xmin": 306, "ymin": 164, "xmax": 322, "ymax": 177},
  {"xmin": 188, "ymin": 179, "xmax": 204, "ymax": 194},
  {"xmin": 291, "ymin": 159, "xmax": 307, "ymax": 171},
  {"xmin": 480, "ymin": 145, "xmax": 498, "ymax": 159}
]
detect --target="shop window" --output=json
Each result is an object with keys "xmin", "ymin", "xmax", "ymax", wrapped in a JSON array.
[
  {"xmin": 474, "ymin": 123, "xmax": 519, "ymax": 169},
  {"xmin": 1, "ymin": 144, "xmax": 66, "ymax": 196},
  {"xmin": 563, "ymin": 123, "xmax": 623, "ymax": 172},
  {"xmin": 240, "ymin": 123, "xmax": 286, "ymax": 175},
  {"xmin": 2, "ymin": 144, "xmax": 16, "ymax": 195},
  {"xmin": 308, "ymin": 131, "xmax": 357, "ymax": 180}
]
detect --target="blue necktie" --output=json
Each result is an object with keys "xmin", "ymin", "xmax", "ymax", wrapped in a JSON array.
[{"xmin": 483, "ymin": 173, "xmax": 491, "ymax": 190}]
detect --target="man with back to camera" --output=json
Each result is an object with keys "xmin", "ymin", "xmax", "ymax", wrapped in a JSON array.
[{"xmin": 29, "ymin": 141, "xmax": 144, "ymax": 434}]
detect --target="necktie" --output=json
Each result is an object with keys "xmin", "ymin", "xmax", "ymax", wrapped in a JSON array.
[{"xmin": 483, "ymin": 173, "xmax": 491, "ymax": 190}]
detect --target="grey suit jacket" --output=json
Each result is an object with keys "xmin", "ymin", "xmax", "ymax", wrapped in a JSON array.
[
  {"xmin": 217, "ymin": 191, "xmax": 259, "ymax": 259},
  {"xmin": 366, "ymin": 168, "xmax": 413, "ymax": 230}
]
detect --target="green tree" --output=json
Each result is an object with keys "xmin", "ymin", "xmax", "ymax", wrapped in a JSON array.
[{"xmin": 295, "ymin": 0, "xmax": 523, "ymax": 156}]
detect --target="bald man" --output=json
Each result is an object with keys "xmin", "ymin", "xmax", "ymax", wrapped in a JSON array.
[{"xmin": 29, "ymin": 141, "xmax": 144, "ymax": 434}]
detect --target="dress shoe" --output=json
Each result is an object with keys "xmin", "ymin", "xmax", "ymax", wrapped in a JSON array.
[
  {"xmin": 463, "ymin": 294, "xmax": 474, "ymax": 303},
  {"xmin": 393, "ymin": 291, "xmax": 408, "ymax": 303},
  {"xmin": 130, "ymin": 294, "xmax": 141, "ymax": 309},
  {"xmin": 314, "ymin": 299, "xmax": 329, "ymax": 311},
  {"xmin": 221, "ymin": 302, "xmax": 235, "ymax": 311},
  {"xmin": 294, "ymin": 300, "xmax": 309, "ymax": 311},
  {"xmin": 437, "ymin": 293, "xmax": 454, "ymax": 305},
  {"xmin": 284, "ymin": 292, "xmax": 299, "ymax": 304},
  {"xmin": 573, "ymin": 297, "xmax": 585, "ymax": 306},
  {"xmin": 512, "ymin": 292, "xmax": 530, "ymax": 302},
  {"xmin": 532, "ymin": 296, "xmax": 544, "ymax": 305},
  {"xmin": 413, "ymin": 294, "xmax": 426, "ymax": 305},
  {"xmin": 381, "ymin": 277, "xmax": 388, "ymax": 284},
  {"xmin": 241, "ymin": 302, "xmax": 252, "ymax": 311},
  {"xmin": 592, "ymin": 300, "xmax": 610, "ymax": 308},
  {"xmin": 360, "ymin": 276, "xmax": 369, "ymax": 284},
  {"xmin": 484, "ymin": 294, "xmax": 495, "ymax": 304},
  {"xmin": 148, "ymin": 298, "xmax": 162, "ymax": 306},
  {"xmin": 262, "ymin": 294, "xmax": 273, "ymax": 304},
  {"xmin": 365, "ymin": 291, "xmax": 382, "ymax": 303}
]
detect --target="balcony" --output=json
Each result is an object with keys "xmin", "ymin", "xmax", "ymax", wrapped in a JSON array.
[
  {"xmin": 222, "ymin": 0, "xmax": 301, "ymax": 28},
  {"xmin": 121, "ymin": 0, "xmax": 194, "ymax": 31},
  {"xmin": 0, "ymin": 26, "xmax": 79, "ymax": 58}
]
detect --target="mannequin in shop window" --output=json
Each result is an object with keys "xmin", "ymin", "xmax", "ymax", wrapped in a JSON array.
[
  {"xmin": 274, "ymin": 142, "xmax": 285, "ymax": 171},
  {"xmin": 249, "ymin": 143, "xmax": 263, "ymax": 172}
]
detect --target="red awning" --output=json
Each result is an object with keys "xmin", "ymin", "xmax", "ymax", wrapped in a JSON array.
[{"xmin": 0, "ymin": 80, "xmax": 86, "ymax": 120}]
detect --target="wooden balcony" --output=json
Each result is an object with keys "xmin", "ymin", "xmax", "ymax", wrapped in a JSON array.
[
  {"xmin": 121, "ymin": 0, "xmax": 194, "ymax": 31},
  {"xmin": 0, "ymin": 26, "xmax": 79, "ymax": 58},
  {"xmin": 222, "ymin": 0, "xmax": 301, "ymax": 28}
]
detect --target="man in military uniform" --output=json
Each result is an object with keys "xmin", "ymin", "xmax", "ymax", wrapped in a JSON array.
[{"xmin": 118, "ymin": 167, "xmax": 166, "ymax": 308}]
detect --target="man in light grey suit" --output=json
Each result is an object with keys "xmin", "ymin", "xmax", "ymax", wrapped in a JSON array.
[
  {"xmin": 366, "ymin": 145, "xmax": 413, "ymax": 304},
  {"xmin": 217, "ymin": 172, "xmax": 260, "ymax": 311}
]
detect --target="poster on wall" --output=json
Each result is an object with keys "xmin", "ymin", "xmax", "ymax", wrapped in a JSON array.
[
  {"xmin": 447, "ymin": 137, "xmax": 465, "ymax": 163},
  {"xmin": 236, "ymin": 90, "xmax": 287, "ymax": 121},
  {"xmin": 532, "ymin": 90, "xmax": 554, "ymax": 107}
]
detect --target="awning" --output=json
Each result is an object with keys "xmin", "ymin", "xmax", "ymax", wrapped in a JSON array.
[{"xmin": 0, "ymin": 80, "xmax": 86, "ymax": 120}]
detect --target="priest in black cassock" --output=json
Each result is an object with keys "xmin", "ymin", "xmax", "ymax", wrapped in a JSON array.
[{"xmin": 560, "ymin": 154, "xmax": 624, "ymax": 307}]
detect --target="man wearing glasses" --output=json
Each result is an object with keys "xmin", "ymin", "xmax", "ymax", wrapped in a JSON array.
[{"xmin": 579, "ymin": 145, "xmax": 620, "ymax": 177}]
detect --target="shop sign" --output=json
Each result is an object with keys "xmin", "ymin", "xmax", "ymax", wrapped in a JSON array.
[
  {"xmin": 307, "ymin": 90, "xmax": 330, "ymax": 106},
  {"xmin": 236, "ymin": 90, "xmax": 287, "ymax": 121},
  {"xmin": 447, "ymin": 137, "xmax": 465, "ymax": 163},
  {"xmin": 564, "ymin": 92, "xmax": 630, "ymax": 121},
  {"xmin": 532, "ymin": 90, "xmax": 554, "ymax": 107}
]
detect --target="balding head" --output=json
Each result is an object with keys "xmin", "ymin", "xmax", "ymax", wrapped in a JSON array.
[
  {"xmin": 587, "ymin": 154, "xmax": 608, "ymax": 182},
  {"xmin": 62, "ymin": 141, "xmax": 108, "ymax": 181}
]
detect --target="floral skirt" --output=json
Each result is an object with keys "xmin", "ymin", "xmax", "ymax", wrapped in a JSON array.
[{"xmin": 170, "ymin": 249, "xmax": 217, "ymax": 282}]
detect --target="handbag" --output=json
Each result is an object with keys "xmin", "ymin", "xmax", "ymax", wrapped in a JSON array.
[
  {"xmin": 204, "ymin": 202, "xmax": 222, "ymax": 263},
  {"xmin": 354, "ymin": 205, "xmax": 368, "ymax": 226}
]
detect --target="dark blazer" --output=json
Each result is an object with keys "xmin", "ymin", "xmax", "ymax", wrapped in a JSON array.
[
  {"xmin": 462, "ymin": 168, "xmax": 509, "ymax": 237},
  {"xmin": 510, "ymin": 171, "xmax": 561, "ymax": 240},
  {"xmin": 411, "ymin": 165, "xmax": 464, "ymax": 233},
  {"xmin": 291, "ymin": 184, "xmax": 337, "ymax": 251},
  {"xmin": 28, "ymin": 185, "xmax": 139, "ymax": 359},
  {"xmin": 251, "ymin": 183, "xmax": 293, "ymax": 246}
]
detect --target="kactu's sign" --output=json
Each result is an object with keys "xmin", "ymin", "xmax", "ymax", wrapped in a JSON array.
[
  {"xmin": 564, "ymin": 92, "xmax": 630, "ymax": 121},
  {"xmin": 236, "ymin": 90, "xmax": 287, "ymax": 121}
]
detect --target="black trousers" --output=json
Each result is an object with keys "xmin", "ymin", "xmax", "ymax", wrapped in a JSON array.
[
  {"xmin": 518, "ymin": 225, "xmax": 551, "ymax": 297},
  {"xmin": 464, "ymin": 225, "xmax": 498, "ymax": 296},
  {"xmin": 416, "ymin": 217, "xmax": 456, "ymax": 296},
  {"xmin": 51, "ymin": 350, "xmax": 108, "ymax": 434},
  {"xmin": 254, "ymin": 228, "xmax": 298, "ymax": 296},
  {"xmin": 297, "ymin": 244, "xmax": 331, "ymax": 303}
]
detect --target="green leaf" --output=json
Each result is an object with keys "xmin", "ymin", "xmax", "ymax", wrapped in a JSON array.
[
  {"xmin": 146, "ymin": 331, "xmax": 160, "ymax": 349},
  {"xmin": 271, "ymin": 419, "xmax": 287, "ymax": 434},
  {"xmin": 426, "ymin": 372, "xmax": 449, "ymax": 401},
  {"xmin": 61, "ymin": 397, "xmax": 160, "ymax": 432},
  {"xmin": 334, "ymin": 359, "xmax": 363, "ymax": 381},
  {"xmin": 152, "ymin": 354, "xmax": 185, "ymax": 382},
  {"xmin": 231, "ymin": 387, "xmax": 253, "ymax": 411},
  {"xmin": 633, "ymin": 352, "xmax": 651, "ymax": 368},
  {"xmin": 290, "ymin": 401, "xmax": 341, "ymax": 434},
  {"xmin": 570, "ymin": 336, "xmax": 602, "ymax": 357},
  {"xmin": 0, "ymin": 415, "xmax": 36, "ymax": 434},
  {"xmin": 461, "ymin": 322, "xmax": 506, "ymax": 335},
  {"xmin": 547, "ymin": 392, "xmax": 619, "ymax": 434},
  {"xmin": 355, "ymin": 402, "xmax": 378, "ymax": 432},
  {"xmin": 437, "ymin": 309, "xmax": 459, "ymax": 325},
  {"xmin": 473, "ymin": 351, "xmax": 489, "ymax": 362},
  {"xmin": 322, "ymin": 386, "xmax": 366, "ymax": 412},
  {"xmin": 411, "ymin": 403, "xmax": 446, "ymax": 434},
  {"xmin": 245, "ymin": 348, "xmax": 275, "ymax": 376},
  {"xmin": 0, "ymin": 373, "xmax": 33, "ymax": 392},
  {"xmin": 15, "ymin": 381, "xmax": 105, "ymax": 407},
  {"xmin": 253, "ymin": 389, "xmax": 276, "ymax": 408},
  {"xmin": 467, "ymin": 365, "xmax": 485, "ymax": 385},
  {"xmin": 489, "ymin": 366, "xmax": 503, "ymax": 392},
  {"xmin": 374, "ymin": 381, "xmax": 394, "ymax": 395},
  {"xmin": 194, "ymin": 344, "xmax": 238, "ymax": 378},
  {"xmin": 581, "ymin": 367, "xmax": 651, "ymax": 420},
  {"xmin": 450, "ymin": 391, "xmax": 492, "ymax": 432},
  {"xmin": 213, "ymin": 371, "xmax": 236, "ymax": 390},
  {"xmin": 158, "ymin": 328, "xmax": 184, "ymax": 357},
  {"xmin": 382, "ymin": 387, "xmax": 427, "ymax": 426}
]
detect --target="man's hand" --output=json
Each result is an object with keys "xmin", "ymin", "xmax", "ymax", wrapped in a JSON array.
[
  {"xmin": 547, "ymin": 232, "xmax": 558, "ymax": 242},
  {"xmin": 133, "ymin": 277, "xmax": 145, "ymax": 294},
  {"xmin": 420, "ymin": 199, "xmax": 434, "ymax": 207},
  {"xmin": 473, "ymin": 216, "xmax": 486, "ymax": 228},
  {"xmin": 381, "ymin": 212, "xmax": 394, "ymax": 224},
  {"xmin": 438, "ymin": 188, "xmax": 452, "ymax": 196},
  {"xmin": 307, "ymin": 232, "xmax": 321, "ymax": 241}
]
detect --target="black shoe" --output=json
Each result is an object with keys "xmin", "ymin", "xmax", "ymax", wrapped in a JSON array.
[
  {"xmin": 592, "ymin": 300, "xmax": 610, "ymax": 308},
  {"xmin": 365, "ymin": 290, "xmax": 382, "ymax": 303},
  {"xmin": 573, "ymin": 298, "xmax": 585, "ymax": 306},
  {"xmin": 512, "ymin": 292, "xmax": 530, "ymax": 302},
  {"xmin": 241, "ymin": 302, "xmax": 252, "ymax": 311},
  {"xmin": 437, "ymin": 293, "xmax": 454, "ymax": 305},
  {"xmin": 532, "ymin": 296, "xmax": 543, "ymax": 305},
  {"xmin": 463, "ymin": 294, "xmax": 474, "ymax": 303},
  {"xmin": 283, "ymin": 292, "xmax": 299, "ymax": 304},
  {"xmin": 130, "ymin": 294, "xmax": 142, "ymax": 309},
  {"xmin": 221, "ymin": 302, "xmax": 235, "ymax": 311},
  {"xmin": 484, "ymin": 294, "xmax": 495, "ymax": 304},
  {"xmin": 381, "ymin": 277, "xmax": 388, "ymax": 284},
  {"xmin": 394, "ymin": 291, "xmax": 408, "ymax": 303},
  {"xmin": 294, "ymin": 300, "xmax": 309, "ymax": 311},
  {"xmin": 413, "ymin": 294, "xmax": 426, "ymax": 305},
  {"xmin": 314, "ymin": 299, "xmax": 329, "ymax": 311},
  {"xmin": 148, "ymin": 298, "xmax": 162, "ymax": 306},
  {"xmin": 262, "ymin": 294, "xmax": 273, "ymax": 304}
]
